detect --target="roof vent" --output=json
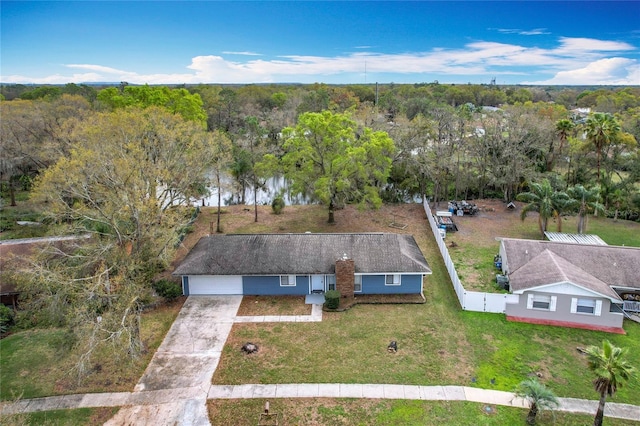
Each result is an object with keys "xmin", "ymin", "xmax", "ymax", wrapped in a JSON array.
[{"xmin": 342, "ymin": 253, "xmax": 349, "ymax": 260}]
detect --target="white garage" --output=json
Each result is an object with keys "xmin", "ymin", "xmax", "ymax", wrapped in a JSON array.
[{"xmin": 186, "ymin": 275, "xmax": 243, "ymax": 295}]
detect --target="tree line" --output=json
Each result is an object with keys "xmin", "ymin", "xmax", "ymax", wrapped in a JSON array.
[{"xmin": 2, "ymin": 83, "xmax": 639, "ymax": 217}]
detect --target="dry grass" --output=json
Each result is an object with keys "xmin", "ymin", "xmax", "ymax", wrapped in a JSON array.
[
  {"xmin": 237, "ymin": 296, "xmax": 311, "ymax": 316},
  {"xmin": 207, "ymin": 398, "xmax": 640, "ymax": 425},
  {"xmin": 441, "ymin": 199, "xmax": 539, "ymax": 291},
  {"xmin": 216, "ymin": 298, "xmax": 475, "ymax": 386}
]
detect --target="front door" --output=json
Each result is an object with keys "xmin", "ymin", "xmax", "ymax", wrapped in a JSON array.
[{"xmin": 311, "ymin": 275, "xmax": 324, "ymax": 293}]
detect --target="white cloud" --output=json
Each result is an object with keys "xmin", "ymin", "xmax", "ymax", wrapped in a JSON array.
[
  {"xmin": 66, "ymin": 64, "xmax": 134, "ymax": 74},
  {"xmin": 555, "ymin": 37, "xmax": 635, "ymax": 53},
  {"xmin": 1, "ymin": 36, "xmax": 637, "ymax": 85},
  {"xmin": 520, "ymin": 28, "xmax": 550, "ymax": 36},
  {"xmin": 522, "ymin": 57, "xmax": 640, "ymax": 85},
  {"xmin": 494, "ymin": 28, "xmax": 550, "ymax": 36},
  {"xmin": 221, "ymin": 51, "xmax": 262, "ymax": 56}
]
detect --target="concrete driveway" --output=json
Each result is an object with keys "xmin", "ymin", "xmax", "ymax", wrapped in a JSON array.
[{"xmin": 105, "ymin": 296, "xmax": 242, "ymax": 426}]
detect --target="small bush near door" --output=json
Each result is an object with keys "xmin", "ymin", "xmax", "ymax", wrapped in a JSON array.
[{"xmin": 324, "ymin": 290, "xmax": 340, "ymax": 309}]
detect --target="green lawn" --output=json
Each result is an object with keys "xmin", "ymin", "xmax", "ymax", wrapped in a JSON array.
[
  {"xmin": 208, "ymin": 399, "xmax": 640, "ymax": 426},
  {"xmin": 1, "ymin": 407, "xmax": 118, "ymax": 426},
  {"xmin": 0, "ymin": 299, "xmax": 183, "ymax": 400},
  {"xmin": 585, "ymin": 215, "xmax": 640, "ymax": 246}
]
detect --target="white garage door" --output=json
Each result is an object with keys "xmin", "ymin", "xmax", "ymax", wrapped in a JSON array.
[{"xmin": 188, "ymin": 275, "xmax": 243, "ymax": 295}]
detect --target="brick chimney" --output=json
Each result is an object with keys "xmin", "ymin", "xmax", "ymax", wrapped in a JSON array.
[{"xmin": 335, "ymin": 254, "xmax": 355, "ymax": 300}]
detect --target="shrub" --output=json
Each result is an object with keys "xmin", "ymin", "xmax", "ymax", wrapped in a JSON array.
[
  {"xmin": 271, "ymin": 196, "xmax": 285, "ymax": 215},
  {"xmin": 0, "ymin": 304, "xmax": 15, "ymax": 333},
  {"xmin": 324, "ymin": 290, "xmax": 341, "ymax": 310},
  {"xmin": 152, "ymin": 279, "xmax": 182, "ymax": 301}
]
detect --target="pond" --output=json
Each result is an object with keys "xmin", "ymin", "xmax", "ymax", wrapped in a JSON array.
[{"xmin": 196, "ymin": 175, "xmax": 312, "ymax": 207}]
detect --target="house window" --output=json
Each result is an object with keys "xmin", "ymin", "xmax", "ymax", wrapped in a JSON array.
[
  {"xmin": 325, "ymin": 275, "xmax": 336, "ymax": 291},
  {"xmin": 280, "ymin": 275, "xmax": 296, "ymax": 287},
  {"xmin": 354, "ymin": 275, "xmax": 362, "ymax": 292},
  {"xmin": 610, "ymin": 303, "xmax": 624, "ymax": 314},
  {"xmin": 571, "ymin": 298, "xmax": 602, "ymax": 316},
  {"xmin": 385, "ymin": 274, "xmax": 400, "ymax": 286},
  {"xmin": 527, "ymin": 294, "xmax": 557, "ymax": 311}
]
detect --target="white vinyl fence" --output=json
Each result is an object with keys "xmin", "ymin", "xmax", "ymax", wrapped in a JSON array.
[{"xmin": 423, "ymin": 200, "xmax": 519, "ymax": 313}]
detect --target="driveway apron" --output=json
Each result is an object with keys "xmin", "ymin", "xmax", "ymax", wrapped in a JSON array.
[{"xmin": 105, "ymin": 296, "xmax": 242, "ymax": 426}]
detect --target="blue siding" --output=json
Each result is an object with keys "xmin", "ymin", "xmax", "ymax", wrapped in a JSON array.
[
  {"xmin": 361, "ymin": 274, "xmax": 422, "ymax": 294},
  {"xmin": 243, "ymin": 275, "xmax": 310, "ymax": 295},
  {"xmin": 182, "ymin": 276, "xmax": 189, "ymax": 296}
]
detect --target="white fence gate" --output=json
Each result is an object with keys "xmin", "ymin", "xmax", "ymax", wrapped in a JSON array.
[{"xmin": 423, "ymin": 200, "xmax": 518, "ymax": 314}]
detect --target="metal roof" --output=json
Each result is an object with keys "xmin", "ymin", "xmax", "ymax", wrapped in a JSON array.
[{"xmin": 544, "ymin": 232, "xmax": 608, "ymax": 246}]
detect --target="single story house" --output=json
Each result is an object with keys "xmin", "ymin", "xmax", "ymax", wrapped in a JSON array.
[
  {"xmin": 173, "ymin": 233, "xmax": 431, "ymax": 297},
  {"xmin": 499, "ymin": 238, "xmax": 640, "ymax": 333}
]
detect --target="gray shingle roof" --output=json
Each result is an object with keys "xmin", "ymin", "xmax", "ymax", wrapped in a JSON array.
[
  {"xmin": 173, "ymin": 233, "xmax": 431, "ymax": 276},
  {"xmin": 502, "ymin": 238, "xmax": 640, "ymax": 297},
  {"xmin": 509, "ymin": 249, "xmax": 621, "ymax": 299}
]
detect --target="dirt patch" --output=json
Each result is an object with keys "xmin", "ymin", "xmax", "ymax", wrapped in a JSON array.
[
  {"xmin": 237, "ymin": 296, "xmax": 311, "ymax": 316},
  {"xmin": 442, "ymin": 199, "xmax": 529, "ymax": 244},
  {"xmin": 438, "ymin": 199, "xmax": 542, "ymax": 291}
]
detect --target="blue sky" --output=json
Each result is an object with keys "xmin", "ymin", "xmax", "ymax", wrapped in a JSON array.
[{"xmin": 1, "ymin": 1, "xmax": 639, "ymax": 85}]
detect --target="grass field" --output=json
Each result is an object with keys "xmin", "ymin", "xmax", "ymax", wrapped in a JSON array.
[{"xmin": 208, "ymin": 398, "xmax": 640, "ymax": 426}]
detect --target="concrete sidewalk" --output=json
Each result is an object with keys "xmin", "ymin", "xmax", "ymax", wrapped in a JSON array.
[
  {"xmin": 208, "ymin": 383, "xmax": 640, "ymax": 421},
  {"xmin": 3, "ymin": 384, "xmax": 640, "ymax": 422}
]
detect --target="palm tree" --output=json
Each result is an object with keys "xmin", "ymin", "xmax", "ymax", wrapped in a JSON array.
[
  {"xmin": 550, "ymin": 118, "xmax": 575, "ymax": 172},
  {"xmin": 515, "ymin": 378, "xmax": 560, "ymax": 425},
  {"xmin": 586, "ymin": 340, "xmax": 636, "ymax": 426},
  {"xmin": 517, "ymin": 179, "xmax": 570, "ymax": 238},
  {"xmin": 567, "ymin": 185, "xmax": 605, "ymax": 234},
  {"xmin": 584, "ymin": 113, "xmax": 620, "ymax": 183}
]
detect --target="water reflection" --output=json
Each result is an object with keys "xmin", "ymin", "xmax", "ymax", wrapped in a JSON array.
[{"xmin": 197, "ymin": 175, "xmax": 312, "ymax": 207}]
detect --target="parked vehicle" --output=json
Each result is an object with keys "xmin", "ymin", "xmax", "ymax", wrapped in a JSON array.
[
  {"xmin": 448, "ymin": 200, "xmax": 479, "ymax": 216},
  {"xmin": 436, "ymin": 211, "xmax": 458, "ymax": 232}
]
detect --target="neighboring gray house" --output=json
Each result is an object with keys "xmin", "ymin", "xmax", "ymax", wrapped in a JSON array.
[
  {"xmin": 499, "ymin": 238, "xmax": 640, "ymax": 334},
  {"xmin": 173, "ymin": 233, "xmax": 431, "ymax": 297}
]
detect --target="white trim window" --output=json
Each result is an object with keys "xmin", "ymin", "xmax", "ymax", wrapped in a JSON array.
[
  {"xmin": 385, "ymin": 274, "xmax": 401, "ymax": 286},
  {"xmin": 571, "ymin": 298, "xmax": 602, "ymax": 316},
  {"xmin": 354, "ymin": 274, "xmax": 362, "ymax": 292},
  {"xmin": 527, "ymin": 294, "xmax": 557, "ymax": 311},
  {"xmin": 325, "ymin": 274, "xmax": 336, "ymax": 291},
  {"xmin": 280, "ymin": 275, "xmax": 296, "ymax": 287}
]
